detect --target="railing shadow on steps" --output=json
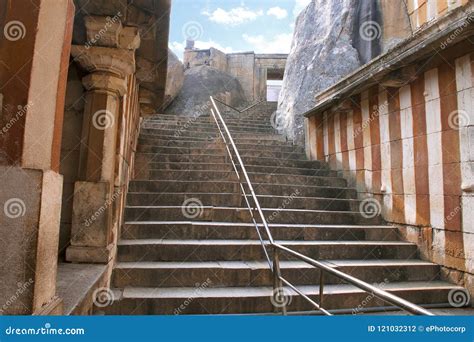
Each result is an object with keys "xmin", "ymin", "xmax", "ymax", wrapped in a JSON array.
[
  {"xmin": 212, "ymin": 97, "xmax": 266, "ymax": 114},
  {"xmin": 209, "ymin": 96, "xmax": 434, "ymax": 316}
]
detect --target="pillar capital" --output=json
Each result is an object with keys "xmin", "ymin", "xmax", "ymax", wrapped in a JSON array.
[
  {"xmin": 82, "ymin": 73, "xmax": 127, "ymax": 96},
  {"xmin": 84, "ymin": 15, "xmax": 122, "ymax": 48},
  {"xmin": 71, "ymin": 45, "xmax": 135, "ymax": 79},
  {"xmin": 84, "ymin": 15, "xmax": 141, "ymax": 50}
]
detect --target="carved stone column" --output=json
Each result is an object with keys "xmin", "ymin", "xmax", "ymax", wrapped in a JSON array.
[{"xmin": 66, "ymin": 45, "xmax": 135, "ymax": 263}]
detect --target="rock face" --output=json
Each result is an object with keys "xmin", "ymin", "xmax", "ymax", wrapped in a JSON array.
[
  {"xmin": 165, "ymin": 65, "xmax": 247, "ymax": 116},
  {"xmin": 163, "ymin": 49, "xmax": 185, "ymax": 110},
  {"xmin": 277, "ymin": 0, "xmax": 412, "ymax": 145},
  {"xmin": 277, "ymin": 0, "xmax": 362, "ymax": 144}
]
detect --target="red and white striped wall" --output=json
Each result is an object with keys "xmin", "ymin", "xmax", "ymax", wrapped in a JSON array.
[
  {"xmin": 408, "ymin": 0, "xmax": 470, "ymax": 30},
  {"xmin": 307, "ymin": 52, "xmax": 474, "ymax": 276}
]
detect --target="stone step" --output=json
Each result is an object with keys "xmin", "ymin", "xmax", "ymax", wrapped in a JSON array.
[
  {"xmin": 136, "ymin": 146, "xmax": 306, "ymax": 160},
  {"xmin": 137, "ymin": 141, "xmax": 304, "ymax": 153},
  {"xmin": 121, "ymin": 222, "xmax": 399, "ymax": 241},
  {"xmin": 140, "ymin": 128, "xmax": 284, "ymax": 140},
  {"xmin": 142, "ymin": 123, "xmax": 275, "ymax": 132},
  {"xmin": 135, "ymin": 154, "xmax": 325, "ymax": 168},
  {"xmin": 112, "ymin": 260, "xmax": 440, "ymax": 288},
  {"xmin": 99, "ymin": 281, "xmax": 459, "ymax": 315},
  {"xmin": 144, "ymin": 114, "xmax": 271, "ymax": 125},
  {"xmin": 109, "ymin": 109, "xmax": 459, "ymax": 316},
  {"xmin": 117, "ymin": 239, "xmax": 417, "ymax": 262},
  {"xmin": 128, "ymin": 180, "xmax": 357, "ymax": 199},
  {"xmin": 138, "ymin": 134, "xmax": 290, "ymax": 145},
  {"xmin": 124, "ymin": 206, "xmax": 382, "ymax": 225},
  {"xmin": 143, "ymin": 162, "xmax": 336, "ymax": 177},
  {"xmin": 126, "ymin": 193, "xmax": 356, "ymax": 211},
  {"xmin": 142, "ymin": 125, "xmax": 276, "ymax": 135},
  {"xmin": 143, "ymin": 120, "xmax": 273, "ymax": 129},
  {"xmin": 139, "ymin": 170, "xmax": 347, "ymax": 188}
]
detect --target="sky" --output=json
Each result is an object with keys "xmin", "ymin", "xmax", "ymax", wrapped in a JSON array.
[{"xmin": 169, "ymin": 0, "xmax": 312, "ymax": 60}]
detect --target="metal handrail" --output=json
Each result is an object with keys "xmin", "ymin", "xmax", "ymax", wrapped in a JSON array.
[{"xmin": 209, "ymin": 96, "xmax": 434, "ymax": 316}]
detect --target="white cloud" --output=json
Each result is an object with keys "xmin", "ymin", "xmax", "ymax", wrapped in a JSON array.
[
  {"xmin": 169, "ymin": 41, "xmax": 185, "ymax": 60},
  {"xmin": 293, "ymin": 0, "xmax": 312, "ymax": 17},
  {"xmin": 203, "ymin": 7, "xmax": 263, "ymax": 26},
  {"xmin": 169, "ymin": 40, "xmax": 234, "ymax": 61},
  {"xmin": 267, "ymin": 7, "xmax": 288, "ymax": 20},
  {"xmin": 242, "ymin": 33, "xmax": 293, "ymax": 53}
]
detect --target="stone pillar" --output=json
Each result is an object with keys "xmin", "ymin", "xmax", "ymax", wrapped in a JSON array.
[
  {"xmin": 0, "ymin": 0, "xmax": 74, "ymax": 314},
  {"xmin": 66, "ymin": 43, "xmax": 137, "ymax": 263}
]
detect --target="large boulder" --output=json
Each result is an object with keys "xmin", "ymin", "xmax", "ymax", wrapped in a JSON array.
[
  {"xmin": 276, "ymin": 0, "xmax": 362, "ymax": 144},
  {"xmin": 163, "ymin": 49, "xmax": 185, "ymax": 110},
  {"xmin": 277, "ymin": 0, "xmax": 411, "ymax": 145},
  {"xmin": 165, "ymin": 65, "xmax": 247, "ymax": 116}
]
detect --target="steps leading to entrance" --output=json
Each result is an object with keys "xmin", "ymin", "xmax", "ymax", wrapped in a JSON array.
[{"xmin": 99, "ymin": 107, "xmax": 460, "ymax": 315}]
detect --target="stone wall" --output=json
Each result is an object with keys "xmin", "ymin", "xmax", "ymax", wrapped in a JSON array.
[
  {"xmin": 406, "ymin": 0, "xmax": 470, "ymax": 30},
  {"xmin": 0, "ymin": 0, "xmax": 171, "ymax": 315},
  {"xmin": 59, "ymin": 65, "xmax": 85, "ymax": 257},
  {"xmin": 0, "ymin": 0, "xmax": 75, "ymax": 315},
  {"xmin": 183, "ymin": 46, "xmax": 287, "ymax": 103},
  {"xmin": 227, "ymin": 53, "xmax": 256, "ymax": 101}
]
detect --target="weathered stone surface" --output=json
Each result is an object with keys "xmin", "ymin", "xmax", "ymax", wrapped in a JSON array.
[
  {"xmin": 183, "ymin": 46, "xmax": 288, "ymax": 103},
  {"xmin": 379, "ymin": 0, "xmax": 412, "ymax": 52},
  {"xmin": 277, "ymin": 0, "xmax": 413, "ymax": 145},
  {"xmin": 71, "ymin": 45, "xmax": 136, "ymax": 78},
  {"xmin": 118, "ymin": 27, "xmax": 141, "ymax": 50},
  {"xmin": 165, "ymin": 65, "xmax": 247, "ymax": 116},
  {"xmin": 163, "ymin": 49, "xmax": 184, "ymax": 110},
  {"xmin": 276, "ymin": 0, "xmax": 362, "ymax": 145},
  {"xmin": 84, "ymin": 15, "xmax": 122, "ymax": 48},
  {"xmin": 0, "ymin": 167, "xmax": 63, "ymax": 314}
]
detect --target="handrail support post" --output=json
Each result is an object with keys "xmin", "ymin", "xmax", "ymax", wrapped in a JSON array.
[
  {"xmin": 273, "ymin": 246, "xmax": 287, "ymax": 315},
  {"xmin": 319, "ymin": 271, "xmax": 325, "ymax": 309}
]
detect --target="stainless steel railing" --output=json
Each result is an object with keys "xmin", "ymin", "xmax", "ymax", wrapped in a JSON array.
[{"xmin": 209, "ymin": 96, "xmax": 434, "ymax": 316}]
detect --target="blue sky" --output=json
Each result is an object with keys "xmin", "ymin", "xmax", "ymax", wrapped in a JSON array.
[{"xmin": 169, "ymin": 0, "xmax": 312, "ymax": 59}]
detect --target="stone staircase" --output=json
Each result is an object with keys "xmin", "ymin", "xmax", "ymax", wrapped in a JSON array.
[{"xmin": 100, "ymin": 104, "xmax": 462, "ymax": 315}]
